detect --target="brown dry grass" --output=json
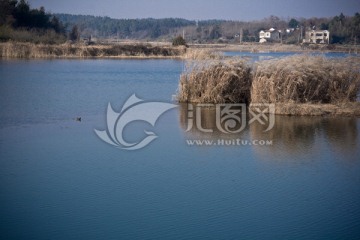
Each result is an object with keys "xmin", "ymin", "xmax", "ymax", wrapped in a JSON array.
[
  {"xmin": 178, "ymin": 55, "xmax": 360, "ymax": 105},
  {"xmin": 0, "ymin": 42, "xmax": 186, "ymax": 58},
  {"xmin": 177, "ymin": 54, "xmax": 360, "ymax": 115},
  {"xmin": 183, "ymin": 48, "xmax": 223, "ymax": 60},
  {"xmin": 251, "ymin": 55, "xmax": 360, "ymax": 104},
  {"xmin": 177, "ymin": 58, "xmax": 252, "ymax": 103}
]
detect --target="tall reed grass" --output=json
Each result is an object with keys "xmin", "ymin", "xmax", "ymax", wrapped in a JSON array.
[
  {"xmin": 251, "ymin": 55, "xmax": 360, "ymax": 104},
  {"xmin": 177, "ymin": 58, "xmax": 252, "ymax": 103},
  {"xmin": 177, "ymin": 55, "xmax": 360, "ymax": 108},
  {"xmin": 184, "ymin": 48, "xmax": 223, "ymax": 60}
]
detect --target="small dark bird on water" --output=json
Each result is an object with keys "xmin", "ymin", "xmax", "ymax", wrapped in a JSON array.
[{"xmin": 75, "ymin": 117, "xmax": 81, "ymax": 122}]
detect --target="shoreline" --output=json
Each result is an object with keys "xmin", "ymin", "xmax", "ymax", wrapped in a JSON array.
[
  {"xmin": 0, "ymin": 42, "xmax": 186, "ymax": 59},
  {"xmin": 212, "ymin": 43, "xmax": 360, "ymax": 54},
  {"xmin": 1, "ymin": 42, "xmax": 359, "ymax": 59},
  {"xmin": 251, "ymin": 102, "xmax": 360, "ymax": 117}
]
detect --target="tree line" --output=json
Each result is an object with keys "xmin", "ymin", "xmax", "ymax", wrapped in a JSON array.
[
  {"xmin": 56, "ymin": 13, "xmax": 360, "ymax": 44},
  {"xmin": 0, "ymin": 0, "xmax": 66, "ymax": 43},
  {"xmin": 0, "ymin": 0, "xmax": 359, "ymax": 44},
  {"xmin": 55, "ymin": 14, "xmax": 197, "ymax": 39}
]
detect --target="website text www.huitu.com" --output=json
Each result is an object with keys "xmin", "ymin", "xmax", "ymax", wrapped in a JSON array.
[{"xmin": 186, "ymin": 139, "xmax": 273, "ymax": 146}]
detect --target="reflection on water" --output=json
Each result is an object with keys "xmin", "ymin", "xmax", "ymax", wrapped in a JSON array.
[
  {"xmin": 321, "ymin": 118, "xmax": 359, "ymax": 156},
  {"xmin": 178, "ymin": 103, "xmax": 359, "ymax": 158},
  {"xmin": 251, "ymin": 116, "xmax": 359, "ymax": 159}
]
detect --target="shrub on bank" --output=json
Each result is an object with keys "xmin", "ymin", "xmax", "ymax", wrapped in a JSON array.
[
  {"xmin": 0, "ymin": 26, "xmax": 66, "ymax": 44},
  {"xmin": 172, "ymin": 36, "xmax": 187, "ymax": 47}
]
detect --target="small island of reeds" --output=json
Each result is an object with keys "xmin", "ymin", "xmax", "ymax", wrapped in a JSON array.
[{"xmin": 177, "ymin": 54, "xmax": 360, "ymax": 116}]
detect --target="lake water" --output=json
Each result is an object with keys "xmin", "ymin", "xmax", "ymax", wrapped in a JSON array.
[
  {"xmin": 224, "ymin": 51, "xmax": 358, "ymax": 61},
  {"xmin": 0, "ymin": 57, "xmax": 360, "ymax": 239}
]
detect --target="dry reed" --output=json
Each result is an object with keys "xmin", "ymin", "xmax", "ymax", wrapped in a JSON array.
[
  {"xmin": 177, "ymin": 54, "xmax": 360, "ymax": 115},
  {"xmin": 184, "ymin": 48, "xmax": 223, "ymax": 60},
  {"xmin": 177, "ymin": 58, "xmax": 252, "ymax": 103},
  {"xmin": 0, "ymin": 42, "xmax": 186, "ymax": 58},
  {"xmin": 251, "ymin": 55, "xmax": 360, "ymax": 104}
]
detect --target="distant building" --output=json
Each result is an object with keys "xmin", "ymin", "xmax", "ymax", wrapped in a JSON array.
[
  {"xmin": 303, "ymin": 30, "xmax": 330, "ymax": 44},
  {"xmin": 259, "ymin": 28, "xmax": 281, "ymax": 43}
]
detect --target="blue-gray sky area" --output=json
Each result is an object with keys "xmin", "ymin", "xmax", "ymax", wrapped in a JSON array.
[{"xmin": 28, "ymin": 0, "xmax": 360, "ymax": 20}]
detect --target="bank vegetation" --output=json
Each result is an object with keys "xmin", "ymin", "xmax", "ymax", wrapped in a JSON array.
[{"xmin": 0, "ymin": 42, "xmax": 186, "ymax": 58}]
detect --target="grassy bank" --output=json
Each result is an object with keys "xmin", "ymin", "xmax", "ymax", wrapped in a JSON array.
[
  {"xmin": 0, "ymin": 42, "xmax": 186, "ymax": 58},
  {"xmin": 194, "ymin": 43, "xmax": 360, "ymax": 54},
  {"xmin": 177, "ymin": 55, "xmax": 360, "ymax": 116}
]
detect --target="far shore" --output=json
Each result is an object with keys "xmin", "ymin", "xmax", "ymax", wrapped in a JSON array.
[
  {"xmin": 193, "ymin": 42, "xmax": 360, "ymax": 54},
  {"xmin": 0, "ymin": 42, "xmax": 186, "ymax": 59},
  {"xmin": 0, "ymin": 41, "xmax": 359, "ymax": 59}
]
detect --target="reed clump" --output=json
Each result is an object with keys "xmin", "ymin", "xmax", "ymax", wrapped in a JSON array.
[
  {"xmin": 251, "ymin": 55, "xmax": 360, "ymax": 104},
  {"xmin": 177, "ymin": 55, "xmax": 360, "ymax": 115},
  {"xmin": 177, "ymin": 59, "xmax": 252, "ymax": 103},
  {"xmin": 184, "ymin": 48, "xmax": 223, "ymax": 60}
]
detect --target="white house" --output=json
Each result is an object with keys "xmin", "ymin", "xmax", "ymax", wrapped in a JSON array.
[
  {"xmin": 259, "ymin": 28, "xmax": 281, "ymax": 43},
  {"xmin": 303, "ymin": 30, "xmax": 330, "ymax": 44}
]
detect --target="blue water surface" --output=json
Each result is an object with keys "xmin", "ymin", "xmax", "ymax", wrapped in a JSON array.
[
  {"xmin": 0, "ymin": 57, "xmax": 359, "ymax": 240},
  {"xmin": 223, "ymin": 51, "xmax": 358, "ymax": 61}
]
